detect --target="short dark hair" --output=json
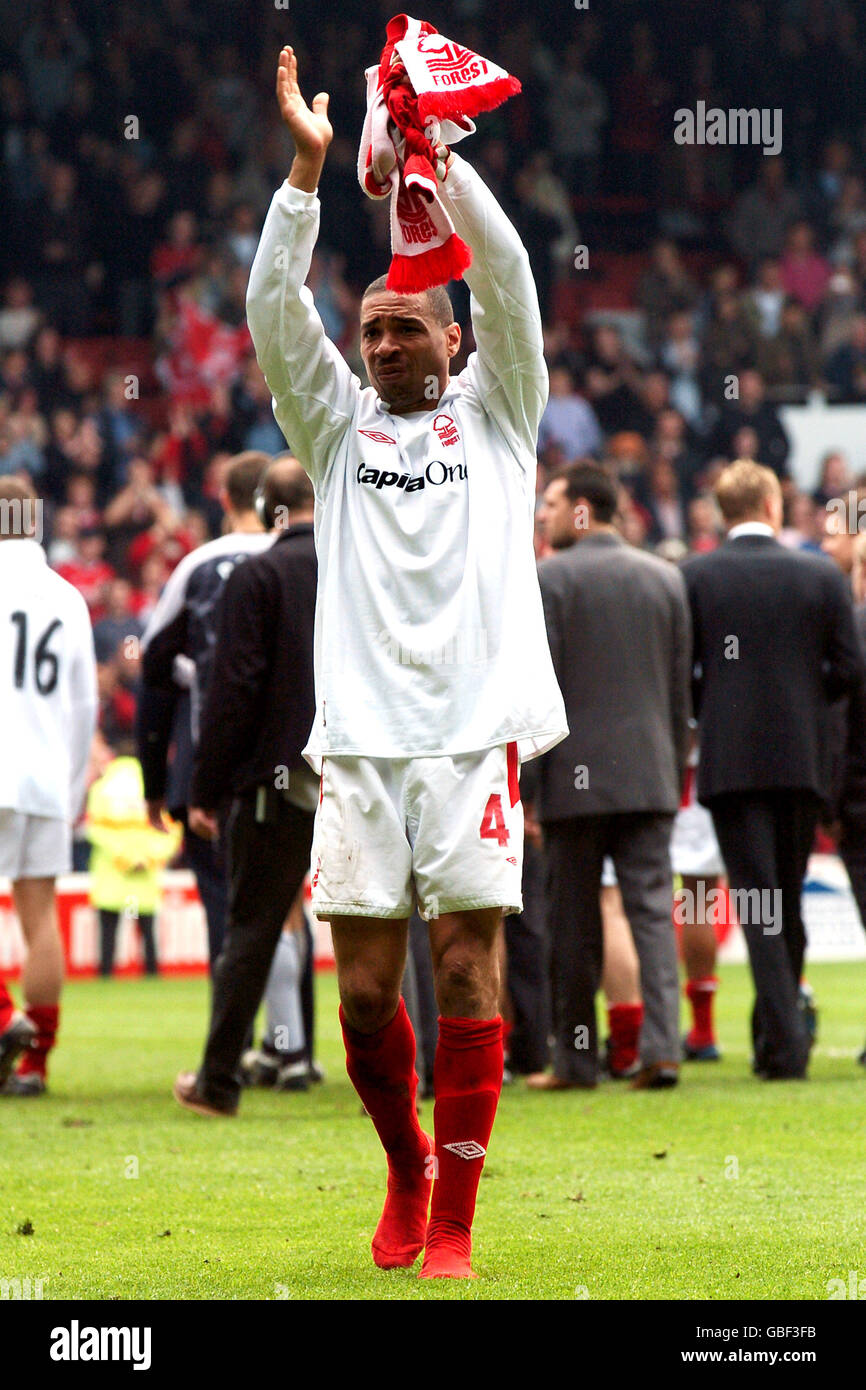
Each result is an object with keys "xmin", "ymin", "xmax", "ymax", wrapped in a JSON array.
[
  {"xmin": 362, "ymin": 275, "xmax": 455, "ymax": 329},
  {"xmin": 552, "ymin": 461, "xmax": 618, "ymax": 524},
  {"xmin": 223, "ymin": 451, "xmax": 270, "ymax": 513},
  {"xmin": 262, "ymin": 455, "xmax": 314, "ymax": 522}
]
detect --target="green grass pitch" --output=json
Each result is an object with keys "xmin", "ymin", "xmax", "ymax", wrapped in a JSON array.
[{"xmin": 1, "ymin": 962, "xmax": 865, "ymax": 1301}]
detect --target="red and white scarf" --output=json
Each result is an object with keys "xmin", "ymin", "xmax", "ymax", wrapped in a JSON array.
[{"xmin": 358, "ymin": 13, "xmax": 520, "ymax": 293}]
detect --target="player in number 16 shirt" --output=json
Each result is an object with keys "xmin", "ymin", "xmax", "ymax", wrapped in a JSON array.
[
  {"xmin": 0, "ymin": 477, "xmax": 98, "ymax": 1095},
  {"xmin": 245, "ymin": 47, "xmax": 567, "ymax": 1278}
]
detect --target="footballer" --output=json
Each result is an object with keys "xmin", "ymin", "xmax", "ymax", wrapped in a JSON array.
[{"xmin": 245, "ymin": 46, "xmax": 566, "ymax": 1278}]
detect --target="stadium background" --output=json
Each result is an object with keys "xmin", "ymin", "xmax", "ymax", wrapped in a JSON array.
[{"xmin": 1, "ymin": 0, "xmax": 866, "ymax": 966}]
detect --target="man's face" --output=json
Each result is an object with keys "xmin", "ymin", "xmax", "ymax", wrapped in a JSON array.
[
  {"xmin": 360, "ymin": 291, "xmax": 459, "ymax": 414},
  {"xmin": 540, "ymin": 478, "xmax": 581, "ymax": 550},
  {"xmin": 822, "ymin": 510, "xmax": 855, "ymax": 573}
]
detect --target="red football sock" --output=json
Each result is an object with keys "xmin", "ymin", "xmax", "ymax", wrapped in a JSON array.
[
  {"xmin": 17, "ymin": 1004, "xmax": 59, "ymax": 1079},
  {"xmin": 502, "ymin": 1018, "xmax": 513, "ymax": 1060},
  {"xmin": 685, "ymin": 977, "xmax": 718, "ymax": 1048},
  {"xmin": 607, "ymin": 1002, "xmax": 643, "ymax": 1072},
  {"xmin": 420, "ymin": 1015, "xmax": 503, "ymax": 1280},
  {"xmin": 340, "ymin": 999, "xmax": 432, "ymax": 1269},
  {"xmin": 0, "ymin": 981, "xmax": 14, "ymax": 1034}
]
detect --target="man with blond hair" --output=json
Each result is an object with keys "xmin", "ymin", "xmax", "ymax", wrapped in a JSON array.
[{"xmin": 683, "ymin": 460, "xmax": 863, "ymax": 1078}]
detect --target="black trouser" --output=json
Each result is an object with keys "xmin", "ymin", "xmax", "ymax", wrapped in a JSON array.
[
  {"xmin": 197, "ymin": 789, "xmax": 315, "ymax": 1110},
  {"xmin": 183, "ymin": 826, "xmax": 229, "ymax": 971},
  {"xmin": 504, "ymin": 838, "xmax": 551, "ymax": 1074},
  {"xmin": 710, "ymin": 790, "xmax": 817, "ymax": 1079},
  {"xmin": 99, "ymin": 909, "xmax": 157, "ymax": 977},
  {"xmin": 839, "ymin": 799, "xmax": 866, "ymax": 939},
  {"xmin": 543, "ymin": 812, "xmax": 678, "ymax": 1084}
]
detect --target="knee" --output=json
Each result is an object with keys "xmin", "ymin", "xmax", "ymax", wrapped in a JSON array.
[
  {"xmin": 339, "ymin": 972, "xmax": 400, "ymax": 1035},
  {"xmin": 435, "ymin": 946, "xmax": 495, "ymax": 1017}
]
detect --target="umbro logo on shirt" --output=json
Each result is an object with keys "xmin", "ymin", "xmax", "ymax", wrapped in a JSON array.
[
  {"xmin": 358, "ymin": 429, "xmax": 396, "ymax": 444},
  {"xmin": 356, "ymin": 461, "xmax": 468, "ymax": 492}
]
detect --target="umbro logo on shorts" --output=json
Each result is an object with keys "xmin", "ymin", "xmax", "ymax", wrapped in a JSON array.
[
  {"xmin": 443, "ymin": 1140, "xmax": 487, "ymax": 1160},
  {"xmin": 356, "ymin": 461, "xmax": 468, "ymax": 492}
]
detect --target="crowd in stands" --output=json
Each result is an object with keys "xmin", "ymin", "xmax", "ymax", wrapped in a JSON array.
[{"xmin": 2, "ymin": 0, "xmax": 866, "ymax": 753}]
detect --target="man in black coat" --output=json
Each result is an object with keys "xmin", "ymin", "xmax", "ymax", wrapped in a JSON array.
[
  {"xmin": 174, "ymin": 458, "xmax": 319, "ymax": 1116},
  {"xmin": 683, "ymin": 460, "xmax": 863, "ymax": 1080}
]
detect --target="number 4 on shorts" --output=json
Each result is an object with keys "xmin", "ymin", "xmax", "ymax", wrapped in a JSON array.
[{"xmin": 479, "ymin": 793, "xmax": 510, "ymax": 847}]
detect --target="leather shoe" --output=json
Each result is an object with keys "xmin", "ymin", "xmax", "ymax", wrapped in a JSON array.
[
  {"xmin": 525, "ymin": 1071, "xmax": 596, "ymax": 1091},
  {"xmin": 630, "ymin": 1062, "xmax": 679, "ymax": 1090},
  {"xmin": 173, "ymin": 1071, "xmax": 237, "ymax": 1117}
]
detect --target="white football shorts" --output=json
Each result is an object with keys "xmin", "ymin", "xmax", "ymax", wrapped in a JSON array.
[
  {"xmin": 670, "ymin": 798, "xmax": 725, "ymax": 879},
  {"xmin": 310, "ymin": 743, "xmax": 523, "ymax": 921},
  {"xmin": 0, "ymin": 811, "xmax": 71, "ymax": 880}
]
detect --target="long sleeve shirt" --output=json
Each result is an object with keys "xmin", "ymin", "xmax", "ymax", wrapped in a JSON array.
[{"xmin": 245, "ymin": 153, "xmax": 567, "ymax": 767}]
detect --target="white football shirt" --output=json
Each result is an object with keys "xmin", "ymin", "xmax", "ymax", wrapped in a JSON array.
[
  {"xmin": 246, "ymin": 153, "xmax": 568, "ymax": 767},
  {"xmin": 0, "ymin": 539, "xmax": 98, "ymax": 819}
]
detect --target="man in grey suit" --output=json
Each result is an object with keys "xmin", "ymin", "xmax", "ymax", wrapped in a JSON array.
[{"xmin": 529, "ymin": 463, "xmax": 691, "ymax": 1089}]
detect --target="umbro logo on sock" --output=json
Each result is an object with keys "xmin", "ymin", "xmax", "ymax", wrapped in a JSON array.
[{"xmin": 443, "ymin": 1140, "xmax": 486, "ymax": 1160}]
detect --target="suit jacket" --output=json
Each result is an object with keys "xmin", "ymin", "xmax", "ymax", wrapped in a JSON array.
[
  {"xmin": 190, "ymin": 524, "xmax": 318, "ymax": 807},
  {"xmin": 682, "ymin": 535, "xmax": 863, "ymax": 804},
  {"xmin": 537, "ymin": 532, "xmax": 691, "ymax": 820}
]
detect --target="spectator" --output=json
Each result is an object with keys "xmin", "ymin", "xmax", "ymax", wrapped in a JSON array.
[
  {"xmin": 780, "ymin": 491, "xmax": 823, "ymax": 553},
  {"xmin": 0, "ymin": 277, "xmax": 41, "ymax": 350},
  {"xmin": 687, "ymin": 494, "xmax": 722, "ymax": 553},
  {"xmin": 223, "ymin": 203, "xmax": 260, "ymax": 269},
  {"xmin": 659, "ymin": 310, "xmax": 702, "ymax": 425},
  {"xmin": 98, "ymin": 371, "xmax": 146, "ymax": 486},
  {"xmin": 638, "ymin": 240, "xmax": 699, "ymax": 351},
  {"xmin": 728, "ymin": 158, "xmax": 802, "ymax": 266},
  {"xmin": 93, "ymin": 577, "xmax": 144, "ymax": 664},
  {"xmin": 758, "ymin": 297, "xmax": 821, "ymax": 393},
  {"xmin": 779, "ymin": 221, "xmax": 831, "ymax": 314},
  {"xmin": 56, "ymin": 526, "xmax": 115, "ymax": 618},
  {"xmin": 700, "ymin": 291, "xmax": 759, "ymax": 408},
  {"xmin": 537, "ymin": 365, "xmax": 602, "ymax": 460},
  {"xmin": 538, "ymin": 39, "xmax": 608, "ymax": 195},
  {"xmin": 641, "ymin": 456, "xmax": 687, "ymax": 544},
  {"xmin": 743, "ymin": 258, "xmax": 786, "ymax": 339},
  {"xmin": 584, "ymin": 324, "xmax": 647, "ymax": 435},
  {"xmin": 708, "ymin": 369, "xmax": 790, "ymax": 480},
  {"xmin": 826, "ymin": 314, "xmax": 866, "ymax": 403},
  {"xmin": 103, "ymin": 457, "xmax": 179, "ymax": 567},
  {"xmin": 812, "ymin": 451, "xmax": 853, "ymax": 509},
  {"xmin": 150, "ymin": 210, "xmax": 203, "ymax": 285},
  {"xmin": 32, "ymin": 162, "xmax": 95, "ymax": 334},
  {"xmin": 65, "ymin": 471, "xmax": 101, "ymax": 530},
  {"xmin": 47, "ymin": 505, "xmax": 80, "ymax": 566}
]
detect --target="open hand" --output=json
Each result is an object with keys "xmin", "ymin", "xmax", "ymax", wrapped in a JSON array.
[{"xmin": 277, "ymin": 46, "xmax": 332, "ymax": 161}]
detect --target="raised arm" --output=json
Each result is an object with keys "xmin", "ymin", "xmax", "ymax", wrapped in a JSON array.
[
  {"xmin": 246, "ymin": 47, "xmax": 358, "ymax": 487},
  {"xmin": 438, "ymin": 152, "xmax": 548, "ymax": 460}
]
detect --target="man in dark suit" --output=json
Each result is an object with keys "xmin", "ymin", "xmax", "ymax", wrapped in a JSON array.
[
  {"xmin": 530, "ymin": 463, "xmax": 692, "ymax": 1090},
  {"xmin": 683, "ymin": 460, "xmax": 863, "ymax": 1080},
  {"xmin": 173, "ymin": 458, "xmax": 319, "ymax": 1116},
  {"xmin": 821, "ymin": 512, "xmax": 866, "ymax": 1065}
]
